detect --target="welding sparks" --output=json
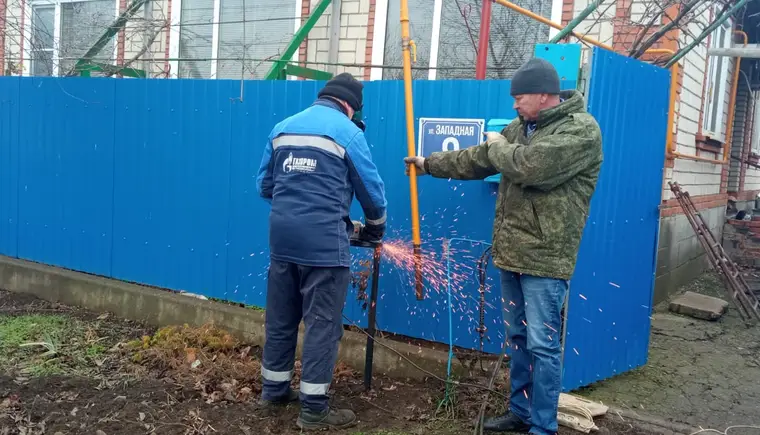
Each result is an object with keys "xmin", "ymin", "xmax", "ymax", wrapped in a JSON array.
[
  {"xmin": 579, "ymin": 294, "xmax": 587, "ymax": 300},
  {"xmin": 543, "ymin": 322, "xmax": 557, "ymax": 332},
  {"xmin": 378, "ymin": 236, "xmax": 491, "ymax": 303},
  {"xmin": 609, "ymin": 282, "xmax": 620, "ymax": 288}
]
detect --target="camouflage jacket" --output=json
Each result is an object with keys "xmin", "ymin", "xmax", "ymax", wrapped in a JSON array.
[{"xmin": 426, "ymin": 90, "xmax": 603, "ymax": 280}]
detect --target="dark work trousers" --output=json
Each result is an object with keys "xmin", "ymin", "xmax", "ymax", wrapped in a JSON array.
[{"xmin": 261, "ymin": 259, "xmax": 350, "ymax": 413}]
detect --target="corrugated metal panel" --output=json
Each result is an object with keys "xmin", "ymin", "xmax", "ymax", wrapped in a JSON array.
[
  {"xmin": 16, "ymin": 78, "xmax": 114, "ymax": 276},
  {"xmin": 561, "ymin": 48, "xmax": 670, "ymax": 390},
  {"xmin": 0, "ymin": 60, "xmax": 669, "ymax": 388},
  {"xmin": 0, "ymin": 78, "xmax": 19, "ymax": 257}
]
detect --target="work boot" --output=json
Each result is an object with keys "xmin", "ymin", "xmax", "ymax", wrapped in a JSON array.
[
  {"xmin": 296, "ymin": 407, "xmax": 357, "ymax": 430},
  {"xmin": 482, "ymin": 412, "xmax": 531, "ymax": 432},
  {"xmin": 257, "ymin": 388, "xmax": 299, "ymax": 409}
]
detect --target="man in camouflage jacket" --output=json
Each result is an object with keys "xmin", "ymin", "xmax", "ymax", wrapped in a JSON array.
[{"xmin": 405, "ymin": 58, "xmax": 602, "ymax": 435}]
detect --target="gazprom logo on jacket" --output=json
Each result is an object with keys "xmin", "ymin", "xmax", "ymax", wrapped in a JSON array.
[{"xmin": 282, "ymin": 152, "xmax": 318, "ymax": 173}]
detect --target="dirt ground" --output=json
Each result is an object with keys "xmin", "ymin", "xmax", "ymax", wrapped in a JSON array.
[
  {"xmin": 578, "ymin": 271, "xmax": 760, "ymax": 435},
  {"xmin": 0, "ymin": 289, "xmax": 664, "ymax": 435}
]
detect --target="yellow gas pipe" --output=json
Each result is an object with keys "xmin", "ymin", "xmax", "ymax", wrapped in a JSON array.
[{"xmin": 400, "ymin": 0, "xmax": 424, "ymax": 300}]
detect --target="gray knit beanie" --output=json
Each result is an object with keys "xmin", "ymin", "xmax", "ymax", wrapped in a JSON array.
[{"xmin": 510, "ymin": 58, "xmax": 560, "ymax": 96}]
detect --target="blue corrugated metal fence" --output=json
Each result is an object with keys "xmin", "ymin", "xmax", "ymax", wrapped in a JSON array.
[{"xmin": 0, "ymin": 47, "xmax": 669, "ymax": 390}]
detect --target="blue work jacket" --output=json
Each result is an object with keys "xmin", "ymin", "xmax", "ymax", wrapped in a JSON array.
[{"xmin": 256, "ymin": 98, "xmax": 387, "ymax": 267}]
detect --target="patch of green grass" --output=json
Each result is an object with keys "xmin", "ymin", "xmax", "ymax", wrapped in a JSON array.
[
  {"xmin": 85, "ymin": 343, "xmax": 106, "ymax": 358},
  {"xmin": 0, "ymin": 314, "xmax": 72, "ymax": 375},
  {"xmin": 0, "ymin": 314, "xmax": 69, "ymax": 350},
  {"xmin": 207, "ymin": 296, "xmax": 265, "ymax": 312},
  {"xmin": 23, "ymin": 358, "xmax": 65, "ymax": 376},
  {"xmin": 0, "ymin": 314, "xmax": 113, "ymax": 376}
]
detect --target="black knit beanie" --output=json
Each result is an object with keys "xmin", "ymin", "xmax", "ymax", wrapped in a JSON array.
[
  {"xmin": 510, "ymin": 58, "xmax": 560, "ymax": 96},
  {"xmin": 318, "ymin": 73, "xmax": 364, "ymax": 111}
]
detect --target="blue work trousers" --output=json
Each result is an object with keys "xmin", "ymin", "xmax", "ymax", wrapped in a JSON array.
[
  {"xmin": 500, "ymin": 270, "xmax": 569, "ymax": 435},
  {"xmin": 261, "ymin": 259, "xmax": 350, "ymax": 412}
]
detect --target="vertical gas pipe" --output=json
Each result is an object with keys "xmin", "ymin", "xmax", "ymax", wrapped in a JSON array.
[
  {"xmin": 475, "ymin": 0, "xmax": 493, "ymax": 79},
  {"xmin": 400, "ymin": 0, "xmax": 424, "ymax": 300}
]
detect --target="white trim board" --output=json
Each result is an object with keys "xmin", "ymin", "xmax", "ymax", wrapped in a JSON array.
[
  {"xmin": 369, "ymin": 0, "xmax": 388, "ymax": 80},
  {"xmin": 549, "ymin": 0, "xmax": 563, "ymax": 39},
  {"xmin": 427, "ymin": 0, "xmax": 442, "ymax": 80},
  {"xmin": 168, "ymin": 0, "xmax": 182, "ymax": 78}
]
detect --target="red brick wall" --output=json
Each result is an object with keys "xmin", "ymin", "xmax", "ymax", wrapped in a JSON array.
[
  {"xmin": 721, "ymin": 166, "xmax": 729, "ymax": 193},
  {"xmin": 660, "ymin": 193, "xmax": 728, "ymax": 217},
  {"xmin": 612, "ymin": 3, "xmax": 680, "ymax": 54},
  {"xmin": 363, "ymin": 0, "xmax": 377, "ymax": 80},
  {"xmin": 561, "ymin": 0, "xmax": 574, "ymax": 27},
  {"xmin": 299, "ymin": 0, "xmax": 310, "ymax": 74},
  {"xmin": 117, "ymin": 0, "xmax": 127, "ymax": 66},
  {"xmin": 19, "ymin": 0, "xmax": 25, "ymax": 70},
  {"xmin": 732, "ymin": 190, "xmax": 760, "ymax": 202},
  {"xmin": 163, "ymin": 0, "xmax": 173, "ymax": 76}
]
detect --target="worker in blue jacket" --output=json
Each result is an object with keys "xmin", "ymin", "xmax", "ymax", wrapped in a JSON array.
[{"xmin": 255, "ymin": 73, "xmax": 387, "ymax": 431}]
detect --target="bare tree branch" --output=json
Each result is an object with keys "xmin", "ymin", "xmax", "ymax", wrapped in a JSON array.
[{"xmin": 630, "ymin": 0, "xmax": 708, "ymax": 58}]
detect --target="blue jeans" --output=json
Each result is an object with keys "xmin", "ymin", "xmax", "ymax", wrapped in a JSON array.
[{"xmin": 500, "ymin": 270, "xmax": 569, "ymax": 435}]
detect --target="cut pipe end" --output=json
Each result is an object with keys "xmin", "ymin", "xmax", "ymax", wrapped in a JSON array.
[{"xmin": 413, "ymin": 244, "xmax": 424, "ymax": 300}]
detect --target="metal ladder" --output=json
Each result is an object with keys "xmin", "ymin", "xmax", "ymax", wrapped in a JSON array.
[{"xmin": 669, "ymin": 182, "xmax": 760, "ymax": 322}]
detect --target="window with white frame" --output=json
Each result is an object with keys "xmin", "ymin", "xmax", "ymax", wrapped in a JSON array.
[
  {"xmin": 175, "ymin": 0, "xmax": 299, "ymax": 79},
  {"xmin": 30, "ymin": 6, "xmax": 55, "ymax": 76},
  {"xmin": 27, "ymin": 0, "xmax": 117, "ymax": 76},
  {"xmin": 377, "ymin": 0, "xmax": 553, "ymax": 80},
  {"xmin": 702, "ymin": 20, "xmax": 732, "ymax": 140}
]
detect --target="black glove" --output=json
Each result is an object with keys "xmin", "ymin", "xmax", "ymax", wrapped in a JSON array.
[
  {"xmin": 351, "ymin": 111, "xmax": 366, "ymax": 132},
  {"xmin": 352, "ymin": 118, "xmax": 366, "ymax": 132},
  {"xmin": 360, "ymin": 223, "xmax": 384, "ymax": 242}
]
